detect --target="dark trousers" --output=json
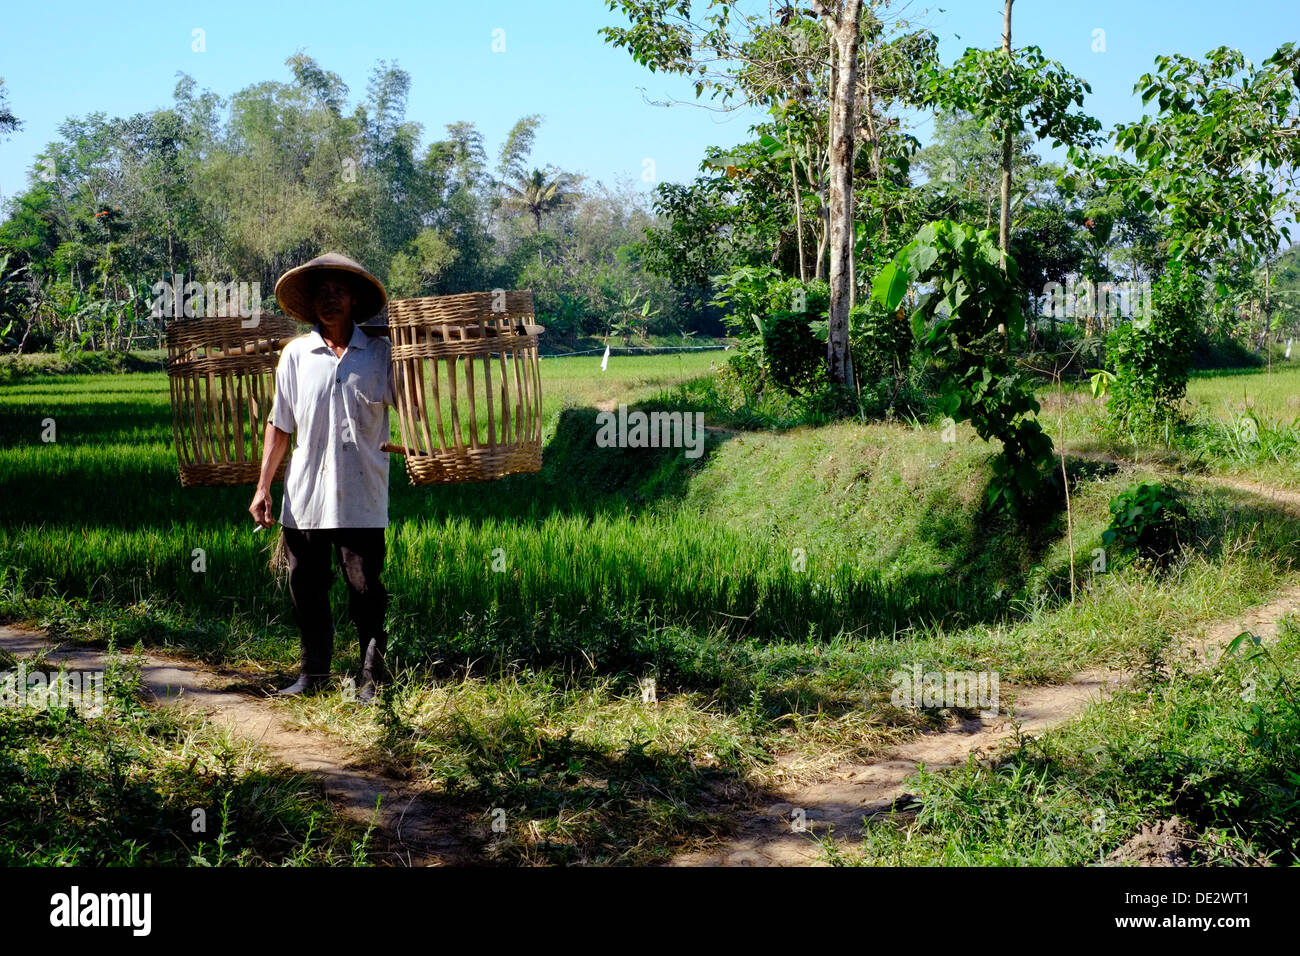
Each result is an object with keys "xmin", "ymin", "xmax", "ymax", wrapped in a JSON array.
[{"xmin": 282, "ymin": 527, "xmax": 388, "ymax": 677}]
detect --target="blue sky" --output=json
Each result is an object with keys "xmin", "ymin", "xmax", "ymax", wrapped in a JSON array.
[{"xmin": 1, "ymin": 0, "xmax": 1296, "ymax": 207}]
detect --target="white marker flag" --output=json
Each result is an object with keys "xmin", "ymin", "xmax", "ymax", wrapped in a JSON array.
[
  {"xmin": 1287, "ymin": 338, "xmax": 1293, "ymax": 360},
  {"xmin": 600, "ymin": 345, "xmax": 611, "ymax": 371}
]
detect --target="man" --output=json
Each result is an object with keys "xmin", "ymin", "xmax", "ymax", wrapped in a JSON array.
[{"xmin": 249, "ymin": 252, "xmax": 396, "ymax": 703}]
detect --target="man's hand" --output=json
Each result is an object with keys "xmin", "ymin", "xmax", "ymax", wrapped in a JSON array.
[
  {"xmin": 252, "ymin": 422, "xmax": 291, "ymax": 528},
  {"xmin": 249, "ymin": 486, "xmax": 276, "ymax": 528}
]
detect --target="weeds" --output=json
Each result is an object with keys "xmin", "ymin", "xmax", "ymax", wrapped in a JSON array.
[{"xmin": 0, "ymin": 645, "xmax": 370, "ymax": 865}]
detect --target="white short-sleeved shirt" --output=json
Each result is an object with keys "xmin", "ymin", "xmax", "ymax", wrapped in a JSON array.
[{"xmin": 270, "ymin": 322, "xmax": 396, "ymax": 530}]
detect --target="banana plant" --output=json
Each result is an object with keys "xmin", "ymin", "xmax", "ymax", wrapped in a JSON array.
[
  {"xmin": 0, "ymin": 254, "xmax": 33, "ymax": 352},
  {"xmin": 607, "ymin": 289, "xmax": 660, "ymax": 347}
]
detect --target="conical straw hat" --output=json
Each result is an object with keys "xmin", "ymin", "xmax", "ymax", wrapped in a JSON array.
[{"xmin": 274, "ymin": 252, "xmax": 388, "ymax": 323}]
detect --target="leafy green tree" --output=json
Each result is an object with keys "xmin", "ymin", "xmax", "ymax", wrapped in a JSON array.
[
  {"xmin": 358, "ymin": 62, "xmax": 428, "ymax": 267},
  {"xmin": 387, "ymin": 228, "xmax": 459, "ymax": 298},
  {"xmin": 914, "ymin": 109, "xmax": 1085, "ymax": 334},
  {"xmin": 602, "ymin": 0, "xmax": 935, "ymax": 390},
  {"xmin": 638, "ymin": 172, "xmax": 760, "ymax": 333},
  {"xmin": 1010, "ymin": 203, "xmax": 1085, "ymax": 334},
  {"xmin": 1082, "ymin": 44, "xmax": 1300, "ymax": 267},
  {"xmin": 915, "ymin": 111, "xmax": 1050, "ymax": 230},
  {"xmin": 0, "ymin": 187, "xmax": 58, "ymax": 271},
  {"xmin": 499, "ymin": 168, "xmax": 580, "ymax": 236},
  {"xmin": 922, "ymin": 2, "xmax": 1101, "ymax": 258},
  {"xmin": 874, "ymin": 219, "xmax": 1054, "ymax": 510},
  {"xmin": 424, "ymin": 121, "xmax": 500, "ymax": 293},
  {"xmin": 496, "ymin": 114, "xmax": 543, "ymax": 187}
]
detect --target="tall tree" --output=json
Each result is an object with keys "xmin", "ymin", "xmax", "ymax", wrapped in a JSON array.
[
  {"xmin": 496, "ymin": 114, "xmax": 543, "ymax": 186},
  {"xmin": 499, "ymin": 168, "xmax": 579, "ymax": 235},
  {"xmin": 914, "ymin": 111, "xmax": 1048, "ymax": 229},
  {"xmin": 809, "ymin": 0, "xmax": 862, "ymax": 387},
  {"xmin": 998, "ymin": 0, "xmax": 1014, "ymax": 257},
  {"xmin": 602, "ymin": 0, "xmax": 932, "ymax": 388},
  {"xmin": 923, "ymin": 12, "xmax": 1101, "ymax": 260}
]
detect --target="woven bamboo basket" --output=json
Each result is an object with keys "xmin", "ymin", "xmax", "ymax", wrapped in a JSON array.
[
  {"xmin": 165, "ymin": 314, "xmax": 300, "ymax": 487},
  {"xmin": 386, "ymin": 290, "xmax": 544, "ymax": 484}
]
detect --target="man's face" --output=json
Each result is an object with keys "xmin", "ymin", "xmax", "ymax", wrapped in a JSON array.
[{"xmin": 313, "ymin": 277, "xmax": 354, "ymax": 324}]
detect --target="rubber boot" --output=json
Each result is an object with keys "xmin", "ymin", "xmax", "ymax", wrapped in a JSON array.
[
  {"xmin": 277, "ymin": 672, "xmax": 330, "ymax": 696},
  {"xmin": 279, "ymin": 625, "xmax": 333, "ymax": 696},
  {"xmin": 357, "ymin": 635, "xmax": 390, "ymax": 705}
]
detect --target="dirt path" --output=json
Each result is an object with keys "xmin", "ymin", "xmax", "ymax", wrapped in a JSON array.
[
  {"xmin": 671, "ymin": 587, "xmax": 1300, "ymax": 866},
  {"xmin": 671, "ymin": 457, "xmax": 1300, "ymax": 866},
  {"xmin": 0, "ymin": 624, "xmax": 478, "ymax": 866},
  {"xmin": 1067, "ymin": 447, "xmax": 1300, "ymax": 511}
]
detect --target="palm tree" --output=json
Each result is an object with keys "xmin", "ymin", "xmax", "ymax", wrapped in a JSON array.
[{"xmin": 499, "ymin": 168, "xmax": 577, "ymax": 234}]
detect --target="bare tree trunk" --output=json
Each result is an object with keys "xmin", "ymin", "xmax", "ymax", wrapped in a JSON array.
[
  {"xmin": 815, "ymin": 58, "xmax": 834, "ymax": 283},
  {"xmin": 848, "ymin": 228, "xmax": 856, "ymax": 312},
  {"xmin": 999, "ymin": 0, "xmax": 1014, "ymax": 259},
  {"xmin": 1266, "ymin": 258, "xmax": 1272, "ymax": 377},
  {"xmin": 815, "ymin": 193, "xmax": 829, "ymax": 280},
  {"xmin": 787, "ymin": 129, "xmax": 807, "ymax": 283},
  {"xmin": 815, "ymin": 0, "xmax": 864, "ymax": 388},
  {"xmin": 997, "ymin": 0, "xmax": 1014, "ymax": 351}
]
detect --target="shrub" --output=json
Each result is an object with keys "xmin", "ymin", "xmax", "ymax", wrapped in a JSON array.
[
  {"xmin": 762, "ymin": 277, "xmax": 828, "ymax": 393},
  {"xmin": 1101, "ymin": 480, "xmax": 1187, "ymax": 564},
  {"xmin": 1106, "ymin": 261, "xmax": 1202, "ymax": 442},
  {"xmin": 848, "ymin": 300, "xmax": 913, "ymax": 387},
  {"xmin": 712, "ymin": 266, "xmax": 826, "ymax": 395}
]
